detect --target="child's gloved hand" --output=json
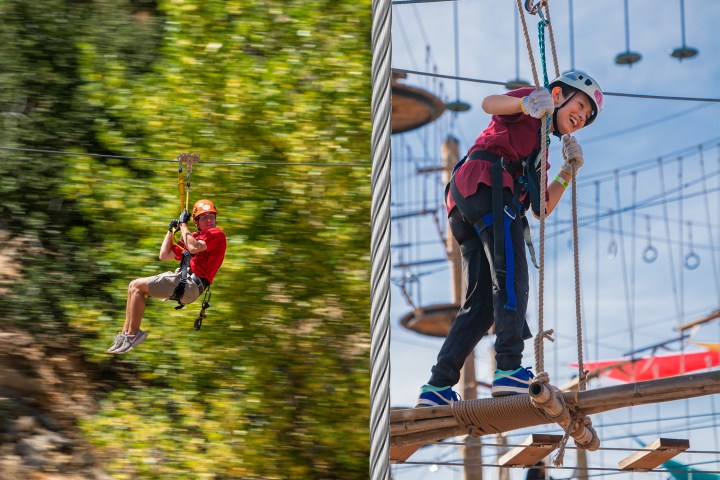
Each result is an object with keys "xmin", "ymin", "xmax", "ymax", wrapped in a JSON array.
[
  {"xmin": 168, "ymin": 219, "xmax": 180, "ymax": 232},
  {"xmin": 561, "ymin": 135, "xmax": 584, "ymax": 175},
  {"xmin": 520, "ymin": 89, "xmax": 554, "ymax": 119}
]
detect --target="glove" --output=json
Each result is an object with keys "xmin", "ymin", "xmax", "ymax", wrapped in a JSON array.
[
  {"xmin": 520, "ymin": 88, "xmax": 555, "ymax": 119},
  {"xmin": 561, "ymin": 134, "xmax": 584, "ymax": 175},
  {"xmin": 178, "ymin": 210, "xmax": 192, "ymax": 224},
  {"xmin": 168, "ymin": 219, "xmax": 179, "ymax": 232}
]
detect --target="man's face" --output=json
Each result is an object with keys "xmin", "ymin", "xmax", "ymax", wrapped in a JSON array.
[{"xmin": 195, "ymin": 213, "xmax": 216, "ymax": 230}]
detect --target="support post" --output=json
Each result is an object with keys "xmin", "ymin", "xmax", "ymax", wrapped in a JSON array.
[{"xmin": 443, "ymin": 135, "xmax": 483, "ymax": 480}]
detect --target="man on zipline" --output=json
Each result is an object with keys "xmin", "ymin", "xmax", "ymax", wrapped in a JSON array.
[
  {"xmin": 417, "ymin": 71, "xmax": 603, "ymax": 406},
  {"xmin": 107, "ymin": 199, "xmax": 227, "ymax": 354}
]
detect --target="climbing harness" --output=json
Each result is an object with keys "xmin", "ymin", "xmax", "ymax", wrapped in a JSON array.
[{"xmin": 447, "ymin": 150, "xmax": 540, "ymax": 311}]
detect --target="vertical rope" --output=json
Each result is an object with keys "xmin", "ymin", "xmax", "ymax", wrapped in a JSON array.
[
  {"xmin": 570, "ymin": 166, "xmax": 586, "ymax": 390},
  {"xmin": 542, "ymin": 3, "xmax": 561, "ymax": 79},
  {"xmin": 698, "ymin": 145, "xmax": 720, "ymax": 304},
  {"xmin": 567, "ymin": 0, "xmax": 575, "ymax": 70},
  {"xmin": 370, "ymin": 0, "xmax": 391, "ymax": 478},
  {"xmin": 545, "ymin": 0, "xmax": 588, "ymax": 388},
  {"xmin": 657, "ymin": 158, "xmax": 682, "ymax": 319},
  {"xmin": 516, "ymin": 0, "xmax": 541, "ymax": 88},
  {"xmin": 516, "ymin": 0, "xmax": 549, "ymax": 375}
]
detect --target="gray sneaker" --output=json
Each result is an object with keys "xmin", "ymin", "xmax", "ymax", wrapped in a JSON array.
[
  {"xmin": 113, "ymin": 330, "xmax": 148, "ymax": 354},
  {"xmin": 107, "ymin": 332, "xmax": 127, "ymax": 353}
]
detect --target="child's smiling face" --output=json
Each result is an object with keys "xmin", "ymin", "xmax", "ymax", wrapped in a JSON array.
[{"xmin": 552, "ymin": 88, "xmax": 594, "ymax": 135}]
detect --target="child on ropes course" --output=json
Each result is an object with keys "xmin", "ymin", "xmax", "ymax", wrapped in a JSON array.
[
  {"xmin": 417, "ymin": 71, "xmax": 603, "ymax": 406},
  {"xmin": 107, "ymin": 199, "xmax": 227, "ymax": 354}
]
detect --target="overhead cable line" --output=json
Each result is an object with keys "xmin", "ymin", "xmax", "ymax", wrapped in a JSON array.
[
  {"xmin": 0, "ymin": 146, "xmax": 371, "ymax": 168},
  {"xmin": 576, "ymin": 137, "xmax": 720, "ymax": 186},
  {"xmin": 392, "ymin": 68, "xmax": 720, "ymax": 103},
  {"xmin": 581, "ymin": 103, "xmax": 715, "ymax": 145}
]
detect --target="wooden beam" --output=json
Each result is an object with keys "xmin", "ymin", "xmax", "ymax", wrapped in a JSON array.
[
  {"xmin": 498, "ymin": 434, "xmax": 563, "ymax": 467},
  {"xmin": 390, "ymin": 444, "xmax": 423, "ymax": 464},
  {"xmin": 618, "ymin": 438, "xmax": 689, "ymax": 471},
  {"xmin": 565, "ymin": 370, "xmax": 720, "ymax": 415},
  {"xmin": 675, "ymin": 308, "xmax": 720, "ymax": 332}
]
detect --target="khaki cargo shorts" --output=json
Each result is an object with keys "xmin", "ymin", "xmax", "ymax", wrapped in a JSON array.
[{"xmin": 146, "ymin": 269, "xmax": 202, "ymax": 305}]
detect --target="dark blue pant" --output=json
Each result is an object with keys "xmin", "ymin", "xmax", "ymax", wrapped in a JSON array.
[{"xmin": 428, "ymin": 186, "xmax": 531, "ymax": 388}]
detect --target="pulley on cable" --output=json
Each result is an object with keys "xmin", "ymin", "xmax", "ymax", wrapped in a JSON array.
[{"xmin": 171, "ymin": 152, "xmax": 200, "ymax": 246}]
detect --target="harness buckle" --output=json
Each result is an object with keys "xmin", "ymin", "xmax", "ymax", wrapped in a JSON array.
[{"xmin": 503, "ymin": 205, "xmax": 517, "ymax": 221}]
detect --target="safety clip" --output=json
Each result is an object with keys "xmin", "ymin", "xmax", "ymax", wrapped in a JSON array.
[{"xmin": 524, "ymin": 0, "xmax": 548, "ymax": 24}]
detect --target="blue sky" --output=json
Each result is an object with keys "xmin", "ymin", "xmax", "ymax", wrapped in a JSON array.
[{"xmin": 388, "ymin": 1, "xmax": 720, "ymax": 478}]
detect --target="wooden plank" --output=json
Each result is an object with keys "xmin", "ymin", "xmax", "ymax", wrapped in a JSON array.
[
  {"xmin": 391, "ymin": 416, "xmax": 459, "ymax": 437},
  {"xmin": 390, "ymin": 405, "xmax": 453, "ymax": 423},
  {"xmin": 618, "ymin": 438, "xmax": 690, "ymax": 471},
  {"xmin": 498, "ymin": 434, "xmax": 563, "ymax": 467},
  {"xmin": 390, "ymin": 444, "xmax": 423, "ymax": 463}
]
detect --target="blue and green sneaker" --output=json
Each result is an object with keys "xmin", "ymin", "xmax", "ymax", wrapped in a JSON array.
[
  {"xmin": 415, "ymin": 384, "xmax": 461, "ymax": 407},
  {"xmin": 491, "ymin": 366, "xmax": 534, "ymax": 397}
]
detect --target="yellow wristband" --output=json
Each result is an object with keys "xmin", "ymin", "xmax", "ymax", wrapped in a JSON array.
[
  {"xmin": 554, "ymin": 175, "xmax": 569, "ymax": 188},
  {"xmin": 519, "ymin": 98, "xmax": 527, "ymax": 114}
]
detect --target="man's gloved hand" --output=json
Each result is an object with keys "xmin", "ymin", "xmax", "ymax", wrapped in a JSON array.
[
  {"xmin": 178, "ymin": 210, "xmax": 192, "ymax": 224},
  {"xmin": 561, "ymin": 134, "xmax": 584, "ymax": 175},
  {"xmin": 521, "ymin": 88, "xmax": 555, "ymax": 119},
  {"xmin": 168, "ymin": 219, "xmax": 180, "ymax": 232}
]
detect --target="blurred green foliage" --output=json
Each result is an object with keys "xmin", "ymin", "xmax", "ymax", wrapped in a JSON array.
[{"xmin": 0, "ymin": 0, "xmax": 371, "ymax": 478}]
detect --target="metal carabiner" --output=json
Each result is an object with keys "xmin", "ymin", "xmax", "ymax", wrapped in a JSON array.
[{"xmin": 524, "ymin": 0, "xmax": 548, "ymax": 23}]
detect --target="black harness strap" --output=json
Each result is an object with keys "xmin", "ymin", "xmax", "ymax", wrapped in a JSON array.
[
  {"xmin": 169, "ymin": 249, "xmax": 193, "ymax": 309},
  {"xmin": 491, "ymin": 157, "xmax": 505, "ymax": 276}
]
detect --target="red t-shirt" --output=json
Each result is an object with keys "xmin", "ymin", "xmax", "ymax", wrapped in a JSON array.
[
  {"xmin": 447, "ymin": 87, "xmax": 550, "ymax": 214},
  {"xmin": 172, "ymin": 227, "xmax": 227, "ymax": 284}
]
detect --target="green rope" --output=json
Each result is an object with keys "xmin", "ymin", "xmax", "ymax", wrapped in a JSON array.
[{"xmin": 538, "ymin": 21, "xmax": 551, "ymax": 148}]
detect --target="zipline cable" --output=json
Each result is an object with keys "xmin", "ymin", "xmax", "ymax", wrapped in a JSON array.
[{"xmin": 0, "ymin": 146, "xmax": 371, "ymax": 168}]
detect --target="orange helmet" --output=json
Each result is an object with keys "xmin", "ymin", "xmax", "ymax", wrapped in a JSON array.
[{"xmin": 192, "ymin": 199, "xmax": 218, "ymax": 221}]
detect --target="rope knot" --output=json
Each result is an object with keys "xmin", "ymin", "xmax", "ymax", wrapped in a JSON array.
[
  {"xmin": 532, "ymin": 370, "xmax": 550, "ymax": 385},
  {"xmin": 467, "ymin": 425, "xmax": 482, "ymax": 438}
]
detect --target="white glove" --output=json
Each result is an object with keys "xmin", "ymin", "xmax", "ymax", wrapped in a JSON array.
[
  {"xmin": 561, "ymin": 134, "xmax": 584, "ymax": 174},
  {"xmin": 520, "ymin": 88, "xmax": 554, "ymax": 119}
]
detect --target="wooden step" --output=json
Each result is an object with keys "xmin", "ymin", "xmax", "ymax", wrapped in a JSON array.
[
  {"xmin": 618, "ymin": 438, "xmax": 689, "ymax": 471},
  {"xmin": 498, "ymin": 434, "xmax": 564, "ymax": 467}
]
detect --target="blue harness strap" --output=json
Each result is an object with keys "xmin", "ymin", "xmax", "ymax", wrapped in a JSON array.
[{"xmin": 474, "ymin": 206, "xmax": 519, "ymax": 311}]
